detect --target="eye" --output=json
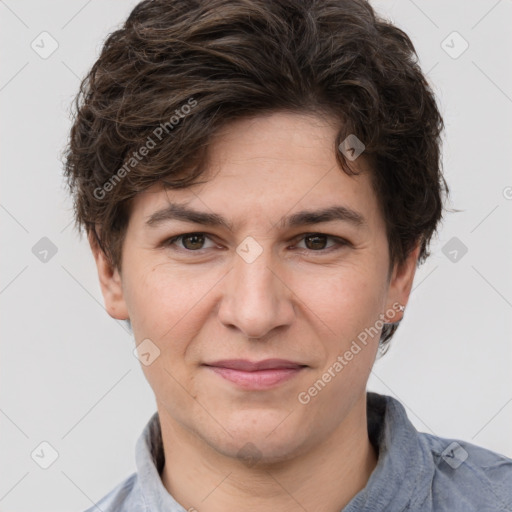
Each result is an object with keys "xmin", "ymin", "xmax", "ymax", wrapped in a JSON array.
[
  {"xmin": 162, "ymin": 232, "xmax": 349, "ymax": 254},
  {"xmin": 294, "ymin": 233, "xmax": 348, "ymax": 252},
  {"xmin": 165, "ymin": 232, "xmax": 217, "ymax": 251}
]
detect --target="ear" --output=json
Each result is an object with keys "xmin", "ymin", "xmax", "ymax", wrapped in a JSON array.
[
  {"xmin": 88, "ymin": 231, "xmax": 129, "ymax": 321},
  {"xmin": 383, "ymin": 242, "xmax": 421, "ymax": 322}
]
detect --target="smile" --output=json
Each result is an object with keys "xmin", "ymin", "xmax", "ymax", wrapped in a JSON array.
[{"xmin": 203, "ymin": 365, "xmax": 306, "ymax": 390}]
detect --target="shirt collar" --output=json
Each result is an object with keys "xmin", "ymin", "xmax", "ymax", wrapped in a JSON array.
[
  {"xmin": 135, "ymin": 410, "xmax": 184, "ymax": 511},
  {"xmin": 344, "ymin": 392, "xmax": 434, "ymax": 511}
]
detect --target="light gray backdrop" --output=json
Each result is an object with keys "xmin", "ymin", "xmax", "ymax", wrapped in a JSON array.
[{"xmin": 1, "ymin": 1, "xmax": 511, "ymax": 511}]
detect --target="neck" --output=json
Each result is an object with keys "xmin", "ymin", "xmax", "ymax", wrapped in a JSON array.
[{"xmin": 159, "ymin": 393, "xmax": 377, "ymax": 512}]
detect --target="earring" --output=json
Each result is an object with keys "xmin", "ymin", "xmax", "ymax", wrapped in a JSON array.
[{"xmin": 383, "ymin": 303, "xmax": 405, "ymax": 325}]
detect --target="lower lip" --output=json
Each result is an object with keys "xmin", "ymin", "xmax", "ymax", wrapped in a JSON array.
[{"xmin": 205, "ymin": 366, "xmax": 305, "ymax": 390}]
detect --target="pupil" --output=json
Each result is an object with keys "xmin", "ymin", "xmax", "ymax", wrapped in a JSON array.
[
  {"xmin": 184, "ymin": 234, "xmax": 204, "ymax": 250},
  {"xmin": 305, "ymin": 235, "xmax": 326, "ymax": 250}
]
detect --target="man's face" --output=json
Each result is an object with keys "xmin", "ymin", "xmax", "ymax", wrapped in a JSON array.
[{"xmin": 95, "ymin": 112, "xmax": 417, "ymax": 464}]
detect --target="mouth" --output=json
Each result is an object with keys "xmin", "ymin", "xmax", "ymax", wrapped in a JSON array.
[{"xmin": 202, "ymin": 359, "xmax": 308, "ymax": 390}]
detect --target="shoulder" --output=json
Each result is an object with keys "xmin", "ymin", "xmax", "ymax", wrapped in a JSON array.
[
  {"xmin": 83, "ymin": 473, "xmax": 146, "ymax": 512},
  {"xmin": 419, "ymin": 432, "xmax": 512, "ymax": 511}
]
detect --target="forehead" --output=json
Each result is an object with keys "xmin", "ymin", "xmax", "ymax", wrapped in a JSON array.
[{"xmin": 128, "ymin": 112, "xmax": 382, "ymax": 232}]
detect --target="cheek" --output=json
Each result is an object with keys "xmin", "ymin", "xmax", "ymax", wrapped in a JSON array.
[
  {"xmin": 123, "ymin": 265, "xmax": 212, "ymax": 409},
  {"xmin": 123, "ymin": 261, "xmax": 222, "ymax": 348},
  {"xmin": 301, "ymin": 263, "xmax": 386, "ymax": 340},
  {"xmin": 296, "ymin": 269, "xmax": 385, "ymax": 410}
]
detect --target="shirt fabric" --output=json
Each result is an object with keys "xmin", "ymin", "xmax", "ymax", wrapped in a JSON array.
[{"xmin": 84, "ymin": 392, "xmax": 512, "ymax": 511}]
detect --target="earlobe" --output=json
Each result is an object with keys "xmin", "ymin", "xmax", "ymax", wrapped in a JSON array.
[
  {"xmin": 384, "ymin": 243, "xmax": 421, "ymax": 322},
  {"xmin": 88, "ymin": 231, "xmax": 129, "ymax": 321}
]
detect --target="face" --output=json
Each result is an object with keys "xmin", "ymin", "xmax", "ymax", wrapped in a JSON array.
[{"xmin": 92, "ymin": 111, "xmax": 418, "ymax": 465}]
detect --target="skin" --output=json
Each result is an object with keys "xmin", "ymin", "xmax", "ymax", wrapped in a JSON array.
[{"xmin": 91, "ymin": 111, "xmax": 420, "ymax": 512}]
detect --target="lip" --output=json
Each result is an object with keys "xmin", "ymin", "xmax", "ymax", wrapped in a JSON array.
[
  {"xmin": 203, "ymin": 359, "xmax": 307, "ymax": 390},
  {"xmin": 204, "ymin": 358, "xmax": 306, "ymax": 371}
]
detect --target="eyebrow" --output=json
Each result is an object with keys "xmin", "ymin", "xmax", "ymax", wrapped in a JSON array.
[{"xmin": 145, "ymin": 203, "xmax": 366, "ymax": 230}]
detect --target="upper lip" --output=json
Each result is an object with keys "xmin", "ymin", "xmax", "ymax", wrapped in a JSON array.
[{"xmin": 203, "ymin": 359, "xmax": 306, "ymax": 371}]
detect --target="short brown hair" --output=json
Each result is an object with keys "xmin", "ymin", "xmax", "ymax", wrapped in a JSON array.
[{"xmin": 63, "ymin": 0, "xmax": 449, "ymax": 351}]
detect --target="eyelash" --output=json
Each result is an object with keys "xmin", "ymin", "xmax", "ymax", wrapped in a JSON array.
[{"xmin": 162, "ymin": 232, "xmax": 350, "ymax": 254}]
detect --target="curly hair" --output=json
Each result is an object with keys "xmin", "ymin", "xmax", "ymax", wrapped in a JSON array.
[{"xmin": 63, "ymin": 0, "xmax": 449, "ymax": 352}]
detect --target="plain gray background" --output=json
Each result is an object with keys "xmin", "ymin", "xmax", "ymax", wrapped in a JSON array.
[{"xmin": 1, "ymin": 1, "xmax": 511, "ymax": 511}]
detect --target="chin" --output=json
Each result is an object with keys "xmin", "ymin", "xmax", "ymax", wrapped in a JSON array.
[
  {"xmin": 215, "ymin": 436, "xmax": 303, "ymax": 469},
  {"xmin": 212, "ymin": 418, "xmax": 310, "ymax": 460}
]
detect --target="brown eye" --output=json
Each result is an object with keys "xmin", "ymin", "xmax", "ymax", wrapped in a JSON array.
[
  {"xmin": 294, "ymin": 233, "xmax": 348, "ymax": 253},
  {"xmin": 163, "ymin": 232, "xmax": 218, "ymax": 253},
  {"xmin": 181, "ymin": 233, "xmax": 206, "ymax": 250},
  {"xmin": 304, "ymin": 234, "xmax": 328, "ymax": 250}
]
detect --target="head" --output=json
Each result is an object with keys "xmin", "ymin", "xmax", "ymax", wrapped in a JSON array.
[{"xmin": 63, "ymin": 0, "xmax": 448, "ymax": 463}]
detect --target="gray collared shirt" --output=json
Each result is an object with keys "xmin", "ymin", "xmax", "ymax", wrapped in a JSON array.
[{"xmin": 84, "ymin": 392, "xmax": 512, "ymax": 511}]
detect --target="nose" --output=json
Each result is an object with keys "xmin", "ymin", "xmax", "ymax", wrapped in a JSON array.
[{"xmin": 217, "ymin": 241, "xmax": 296, "ymax": 339}]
